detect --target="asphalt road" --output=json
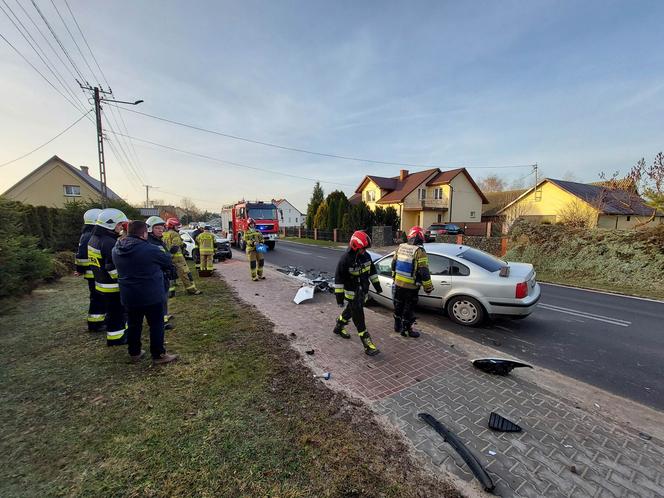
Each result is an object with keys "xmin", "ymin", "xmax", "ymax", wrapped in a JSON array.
[{"xmin": 249, "ymin": 240, "xmax": 664, "ymax": 410}]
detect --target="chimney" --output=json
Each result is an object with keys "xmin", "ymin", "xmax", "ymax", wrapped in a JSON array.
[
  {"xmin": 80, "ymin": 165, "xmax": 89, "ymax": 176},
  {"xmin": 399, "ymin": 169, "xmax": 409, "ymax": 181}
]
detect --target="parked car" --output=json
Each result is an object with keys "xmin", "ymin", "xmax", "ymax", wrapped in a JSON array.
[
  {"xmin": 425, "ymin": 223, "xmax": 464, "ymax": 242},
  {"xmin": 180, "ymin": 230, "xmax": 232, "ymax": 261},
  {"xmin": 367, "ymin": 243, "xmax": 540, "ymax": 326}
]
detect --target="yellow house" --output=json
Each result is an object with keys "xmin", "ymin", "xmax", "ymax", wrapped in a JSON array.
[
  {"xmin": 1, "ymin": 155, "xmax": 122, "ymax": 208},
  {"xmin": 497, "ymin": 178, "xmax": 664, "ymax": 229},
  {"xmin": 350, "ymin": 168, "xmax": 488, "ymax": 230}
]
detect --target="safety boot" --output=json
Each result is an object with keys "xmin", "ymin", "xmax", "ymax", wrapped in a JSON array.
[
  {"xmin": 401, "ymin": 321, "xmax": 420, "ymax": 338},
  {"xmin": 333, "ymin": 320, "xmax": 351, "ymax": 339},
  {"xmin": 359, "ymin": 331, "xmax": 379, "ymax": 356},
  {"xmin": 393, "ymin": 315, "xmax": 402, "ymax": 333}
]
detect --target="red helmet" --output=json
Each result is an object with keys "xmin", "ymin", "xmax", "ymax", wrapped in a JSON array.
[
  {"xmin": 349, "ymin": 230, "xmax": 371, "ymax": 251},
  {"xmin": 247, "ymin": 217, "xmax": 256, "ymax": 226},
  {"xmin": 165, "ymin": 217, "xmax": 181, "ymax": 230},
  {"xmin": 120, "ymin": 221, "xmax": 129, "ymax": 232},
  {"xmin": 408, "ymin": 226, "xmax": 425, "ymax": 244}
]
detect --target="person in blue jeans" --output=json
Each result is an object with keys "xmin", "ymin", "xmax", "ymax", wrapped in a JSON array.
[{"xmin": 112, "ymin": 220, "xmax": 178, "ymax": 366}]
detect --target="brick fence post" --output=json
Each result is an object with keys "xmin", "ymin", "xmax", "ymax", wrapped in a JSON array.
[
  {"xmin": 333, "ymin": 228, "xmax": 338, "ymax": 242},
  {"xmin": 456, "ymin": 234, "xmax": 463, "ymax": 245},
  {"xmin": 314, "ymin": 228, "xmax": 318, "ymax": 240},
  {"xmin": 501, "ymin": 237, "xmax": 508, "ymax": 256},
  {"xmin": 486, "ymin": 222, "xmax": 492, "ymax": 238},
  {"xmin": 298, "ymin": 227, "xmax": 302, "ymax": 238}
]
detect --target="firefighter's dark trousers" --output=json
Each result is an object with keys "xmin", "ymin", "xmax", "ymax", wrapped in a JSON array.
[
  {"xmin": 103, "ymin": 293, "xmax": 126, "ymax": 346},
  {"xmin": 393, "ymin": 286, "xmax": 419, "ymax": 331},
  {"xmin": 336, "ymin": 292, "xmax": 367, "ymax": 333},
  {"xmin": 126, "ymin": 301, "xmax": 166, "ymax": 359},
  {"xmin": 248, "ymin": 250, "xmax": 264, "ymax": 279},
  {"xmin": 86, "ymin": 278, "xmax": 106, "ymax": 331}
]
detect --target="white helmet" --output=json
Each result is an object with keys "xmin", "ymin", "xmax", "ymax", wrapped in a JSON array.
[
  {"xmin": 96, "ymin": 208, "xmax": 128, "ymax": 231},
  {"xmin": 83, "ymin": 208, "xmax": 102, "ymax": 225},
  {"xmin": 146, "ymin": 216, "xmax": 166, "ymax": 233}
]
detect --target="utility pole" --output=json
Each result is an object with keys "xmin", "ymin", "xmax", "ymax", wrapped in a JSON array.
[
  {"xmin": 79, "ymin": 82, "xmax": 144, "ymax": 208},
  {"xmin": 144, "ymin": 185, "xmax": 157, "ymax": 208},
  {"xmin": 533, "ymin": 163, "xmax": 541, "ymax": 201}
]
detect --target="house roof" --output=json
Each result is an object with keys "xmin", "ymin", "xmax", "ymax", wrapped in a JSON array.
[
  {"xmin": 497, "ymin": 178, "xmax": 661, "ymax": 217},
  {"xmin": 427, "ymin": 168, "xmax": 489, "ymax": 204},
  {"xmin": 2, "ymin": 155, "xmax": 122, "ymax": 200},
  {"xmin": 482, "ymin": 189, "xmax": 527, "ymax": 216},
  {"xmin": 354, "ymin": 175, "xmax": 399, "ymax": 193},
  {"xmin": 362, "ymin": 168, "xmax": 437, "ymax": 204},
  {"xmin": 272, "ymin": 198, "xmax": 304, "ymax": 213},
  {"xmin": 349, "ymin": 193, "xmax": 362, "ymax": 205}
]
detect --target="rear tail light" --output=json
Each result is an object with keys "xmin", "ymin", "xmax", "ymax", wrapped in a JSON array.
[{"xmin": 515, "ymin": 282, "xmax": 528, "ymax": 299}]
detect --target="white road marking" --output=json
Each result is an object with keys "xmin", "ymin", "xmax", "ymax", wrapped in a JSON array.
[
  {"xmin": 278, "ymin": 246, "xmax": 311, "ymax": 255},
  {"xmin": 539, "ymin": 303, "xmax": 631, "ymax": 327},
  {"xmin": 540, "ymin": 282, "xmax": 664, "ymax": 304}
]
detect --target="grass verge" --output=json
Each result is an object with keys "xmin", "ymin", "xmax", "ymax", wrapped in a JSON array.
[{"xmin": 0, "ymin": 273, "xmax": 458, "ymax": 497}]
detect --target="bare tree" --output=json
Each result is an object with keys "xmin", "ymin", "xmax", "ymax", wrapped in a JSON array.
[
  {"xmin": 628, "ymin": 153, "xmax": 664, "ymax": 224},
  {"xmin": 478, "ymin": 174, "xmax": 507, "ymax": 192},
  {"xmin": 556, "ymin": 199, "xmax": 596, "ymax": 228},
  {"xmin": 180, "ymin": 197, "xmax": 202, "ymax": 224}
]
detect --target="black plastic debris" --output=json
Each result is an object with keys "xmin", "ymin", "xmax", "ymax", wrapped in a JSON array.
[
  {"xmin": 472, "ymin": 358, "xmax": 533, "ymax": 376},
  {"xmin": 305, "ymin": 349, "xmax": 315, "ymax": 355},
  {"xmin": 277, "ymin": 266, "xmax": 335, "ymax": 293},
  {"xmin": 488, "ymin": 412, "xmax": 522, "ymax": 432},
  {"xmin": 419, "ymin": 412, "xmax": 495, "ymax": 494}
]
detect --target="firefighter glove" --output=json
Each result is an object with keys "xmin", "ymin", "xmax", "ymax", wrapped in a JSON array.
[
  {"xmin": 170, "ymin": 245, "xmax": 180, "ymax": 254},
  {"xmin": 374, "ymin": 283, "xmax": 383, "ymax": 294}
]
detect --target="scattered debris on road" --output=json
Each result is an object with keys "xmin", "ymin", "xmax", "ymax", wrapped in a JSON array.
[
  {"xmin": 418, "ymin": 412, "xmax": 496, "ymax": 494},
  {"xmin": 472, "ymin": 358, "xmax": 533, "ymax": 376},
  {"xmin": 488, "ymin": 412, "xmax": 522, "ymax": 432},
  {"xmin": 305, "ymin": 349, "xmax": 315, "ymax": 355},
  {"xmin": 278, "ymin": 266, "xmax": 336, "ymax": 304},
  {"xmin": 313, "ymin": 372, "xmax": 331, "ymax": 380},
  {"xmin": 638, "ymin": 432, "xmax": 652, "ymax": 441}
]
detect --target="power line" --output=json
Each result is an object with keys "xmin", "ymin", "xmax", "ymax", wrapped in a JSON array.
[
  {"xmin": 30, "ymin": 0, "xmax": 87, "ymax": 83},
  {"xmin": 0, "ymin": 110, "xmax": 91, "ymax": 167},
  {"xmin": 48, "ymin": 0, "xmax": 95, "ymax": 81},
  {"xmin": 1, "ymin": 0, "xmax": 86, "ymax": 113},
  {"xmin": 108, "ymin": 105, "xmax": 536, "ymax": 170},
  {"xmin": 105, "ymin": 129, "xmax": 357, "ymax": 188},
  {"xmin": 0, "ymin": 31, "xmax": 86, "ymax": 112},
  {"xmin": 101, "ymin": 110, "xmax": 145, "ymax": 184}
]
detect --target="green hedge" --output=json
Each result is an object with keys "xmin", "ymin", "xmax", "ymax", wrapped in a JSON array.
[{"xmin": 0, "ymin": 198, "xmax": 140, "ymax": 304}]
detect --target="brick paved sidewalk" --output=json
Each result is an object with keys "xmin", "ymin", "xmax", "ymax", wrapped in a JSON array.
[{"xmin": 213, "ymin": 256, "xmax": 664, "ymax": 497}]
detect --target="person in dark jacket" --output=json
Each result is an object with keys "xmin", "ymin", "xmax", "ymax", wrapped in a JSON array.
[
  {"xmin": 88, "ymin": 208, "xmax": 128, "ymax": 346},
  {"xmin": 332, "ymin": 230, "xmax": 383, "ymax": 356},
  {"xmin": 75, "ymin": 208, "xmax": 105, "ymax": 332},
  {"xmin": 112, "ymin": 220, "xmax": 178, "ymax": 365},
  {"xmin": 146, "ymin": 216, "xmax": 176, "ymax": 329}
]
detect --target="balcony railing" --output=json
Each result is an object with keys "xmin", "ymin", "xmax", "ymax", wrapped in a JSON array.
[{"xmin": 403, "ymin": 198, "xmax": 449, "ymax": 210}]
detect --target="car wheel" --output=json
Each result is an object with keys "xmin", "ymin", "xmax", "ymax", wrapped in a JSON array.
[{"xmin": 446, "ymin": 296, "xmax": 484, "ymax": 327}]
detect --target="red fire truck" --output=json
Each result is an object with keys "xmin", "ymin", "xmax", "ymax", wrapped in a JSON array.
[{"xmin": 220, "ymin": 201, "xmax": 279, "ymax": 250}]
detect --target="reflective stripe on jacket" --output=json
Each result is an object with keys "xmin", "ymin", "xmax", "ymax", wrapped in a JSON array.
[
  {"xmin": 244, "ymin": 228, "xmax": 264, "ymax": 254},
  {"xmin": 391, "ymin": 243, "xmax": 433, "ymax": 291},
  {"xmin": 196, "ymin": 232, "xmax": 216, "ymax": 255},
  {"xmin": 88, "ymin": 227, "xmax": 120, "ymax": 293},
  {"xmin": 334, "ymin": 249, "xmax": 379, "ymax": 304}
]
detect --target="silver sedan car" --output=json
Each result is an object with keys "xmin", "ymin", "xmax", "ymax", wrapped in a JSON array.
[{"xmin": 368, "ymin": 243, "xmax": 541, "ymax": 326}]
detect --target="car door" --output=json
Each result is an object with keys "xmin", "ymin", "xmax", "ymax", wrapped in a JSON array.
[
  {"xmin": 180, "ymin": 233, "xmax": 194, "ymax": 258},
  {"xmin": 418, "ymin": 254, "xmax": 452, "ymax": 309},
  {"xmin": 370, "ymin": 254, "xmax": 396, "ymax": 307}
]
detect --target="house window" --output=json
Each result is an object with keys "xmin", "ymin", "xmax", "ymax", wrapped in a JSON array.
[
  {"xmin": 433, "ymin": 188, "xmax": 443, "ymax": 200},
  {"xmin": 367, "ymin": 190, "xmax": 376, "ymax": 202},
  {"xmin": 626, "ymin": 216, "xmax": 631, "ymax": 221},
  {"xmin": 64, "ymin": 185, "xmax": 81, "ymax": 196},
  {"xmin": 418, "ymin": 188, "xmax": 427, "ymax": 200},
  {"xmin": 470, "ymin": 211, "xmax": 476, "ymax": 218},
  {"xmin": 437, "ymin": 214, "xmax": 443, "ymax": 222}
]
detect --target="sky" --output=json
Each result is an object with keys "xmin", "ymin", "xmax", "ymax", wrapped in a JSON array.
[{"xmin": 1, "ymin": 0, "xmax": 663, "ymax": 212}]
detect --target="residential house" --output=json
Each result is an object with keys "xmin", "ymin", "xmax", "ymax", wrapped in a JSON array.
[
  {"xmin": 273, "ymin": 198, "xmax": 304, "ymax": 227},
  {"xmin": 351, "ymin": 168, "xmax": 488, "ymax": 230},
  {"xmin": 496, "ymin": 178, "xmax": 664, "ymax": 229},
  {"xmin": 2, "ymin": 155, "xmax": 121, "ymax": 208},
  {"xmin": 481, "ymin": 189, "xmax": 527, "ymax": 222}
]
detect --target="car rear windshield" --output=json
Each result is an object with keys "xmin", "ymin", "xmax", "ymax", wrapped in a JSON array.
[
  {"xmin": 429, "ymin": 224, "xmax": 446, "ymax": 230},
  {"xmin": 457, "ymin": 247, "xmax": 506, "ymax": 272}
]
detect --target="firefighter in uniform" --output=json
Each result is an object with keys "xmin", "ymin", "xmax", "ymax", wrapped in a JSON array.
[
  {"xmin": 162, "ymin": 217, "xmax": 201, "ymax": 295},
  {"xmin": 391, "ymin": 226, "xmax": 434, "ymax": 338},
  {"xmin": 75, "ymin": 208, "xmax": 105, "ymax": 331},
  {"xmin": 195, "ymin": 225, "xmax": 215, "ymax": 276},
  {"xmin": 244, "ymin": 218, "xmax": 265, "ymax": 281},
  {"xmin": 191, "ymin": 222, "xmax": 204, "ymax": 270},
  {"xmin": 332, "ymin": 231, "xmax": 383, "ymax": 356},
  {"xmin": 146, "ymin": 216, "xmax": 176, "ymax": 329},
  {"xmin": 88, "ymin": 208, "xmax": 128, "ymax": 346}
]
